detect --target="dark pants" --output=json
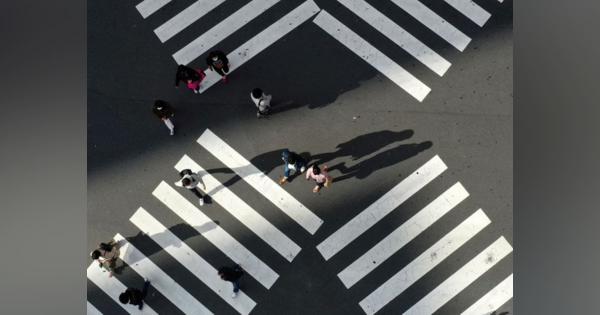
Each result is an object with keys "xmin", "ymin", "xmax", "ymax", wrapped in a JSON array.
[
  {"xmin": 215, "ymin": 64, "xmax": 229, "ymax": 76},
  {"xmin": 232, "ymin": 279, "xmax": 241, "ymax": 293},
  {"xmin": 134, "ymin": 281, "xmax": 150, "ymax": 310}
]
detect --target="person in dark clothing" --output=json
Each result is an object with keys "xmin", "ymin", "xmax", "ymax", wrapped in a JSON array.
[
  {"xmin": 218, "ymin": 264, "xmax": 244, "ymax": 298},
  {"xmin": 119, "ymin": 279, "xmax": 150, "ymax": 310},
  {"xmin": 174, "ymin": 64, "xmax": 205, "ymax": 94},
  {"xmin": 206, "ymin": 51, "xmax": 229, "ymax": 83},
  {"xmin": 153, "ymin": 100, "xmax": 175, "ymax": 135},
  {"xmin": 279, "ymin": 149, "xmax": 307, "ymax": 185}
]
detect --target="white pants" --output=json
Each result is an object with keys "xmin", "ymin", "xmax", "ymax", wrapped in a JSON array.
[{"xmin": 163, "ymin": 118, "xmax": 174, "ymax": 131}]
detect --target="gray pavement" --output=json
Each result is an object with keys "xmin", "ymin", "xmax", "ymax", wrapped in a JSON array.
[{"xmin": 88, "ymin": 0, "xmax": 512, "ymax": 313}]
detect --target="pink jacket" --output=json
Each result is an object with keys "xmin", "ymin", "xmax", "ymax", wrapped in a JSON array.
[{"xmin": 306, "ymin": 165, "xmax": 330, "ymax": 183}]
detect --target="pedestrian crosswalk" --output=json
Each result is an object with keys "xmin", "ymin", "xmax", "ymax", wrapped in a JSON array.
[
  {"xmin": 312, "ymin": 154, "xmax": 512, "ymax": 314},
  {"xmin": 87, "ymin": 128, "xmax": 511, "ymax": 314},
  {"xmin": 134, "ymin": 0, "xmax": 505, "ymax": 101}
]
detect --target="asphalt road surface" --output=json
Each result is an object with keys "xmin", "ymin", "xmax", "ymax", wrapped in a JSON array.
[{"xmin": 87, "ymin": 0, "xmax": 513, "ymax": 314}]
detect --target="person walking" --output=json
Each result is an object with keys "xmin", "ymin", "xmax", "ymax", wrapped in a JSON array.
[
  {"xmin": 119, "ymin": 279, "xmax": 150, "ymax": 310},
  {"xmin": 90, "ymin": 240, "xmax": 120, "ymax": 278},
  {"xmin": 206, "ymin": 50, "xmax": 229, "ymax": 83},
  {"xmin": 305, "ymin": 164, "xmax": 332, "ymax": 193},
  {"xmin": 279, "ymin": 149, "xmax": 307, "ymax": 185},
  {"xmin": 152, "ymin": 100, "xmax": 175, "ymax": 135},
  {"xmin": 175, "ymin": 169, "xmax": 206, "ymax": 206},
  {"xmin": 174, "ymin": 64, "xmax": 205, "ymax": 94},
  {"xmin": 250, "ymin": 88, "xmax": 272, "ymax": 118},
  {"xmin": 218, "ymin": 264, "xmax": 244, "ymax": 298}
]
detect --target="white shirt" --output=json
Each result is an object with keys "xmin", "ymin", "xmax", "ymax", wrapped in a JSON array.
[
  {"xmin": 175, "ymin": 173, "xmax": 203, "ymax": 189},
  {"xmin": 250, "ymin": 92, "xmax": 272, "ymax": 112}
]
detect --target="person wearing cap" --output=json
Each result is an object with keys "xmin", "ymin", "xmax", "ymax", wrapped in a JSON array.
[
  {"xmin": 174, "ymin": 64, "xmax": 205, "ymax": 94},
  {"xmin": 152, "ymin": 100, "xmax": 175, "ymax": 135},
  {"xmin": 250, "ymin": 88, "xmax": 272, "ymax": 118},
  {"xmin": 305, "ymin": 164, "xmax": 332, "ymax": 193},
  {"xmin": 206, "ymin": 50, "xmax": 230, "ymax": 83},
  {"xmin": 174, "ymin": 169, "xmax": 206, "ymax": 206},
  {"xmin": 279, "ymin": 149, "xmax": 307, "ymax": 185}
]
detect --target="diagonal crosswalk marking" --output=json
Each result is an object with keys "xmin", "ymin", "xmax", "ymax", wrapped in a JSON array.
[
  {"xmin": 87, "ymin": 255, "xmax": 159, "ymax": 315},
  {"xmin": 153, "ymin": 181, "xmax": 279, "ymax": 289},
  {"xmin": 196, "ymin": 0, "xmax": 321, "ymax": 93},
  {"xmin": 403, "ymin": 236, "xmax": 513, "ymax": 315},
  {"xmin": 317, "ymin": 155, "xmax": 447, "ymax": 261},
  {"xmin": 136, "ymin": 0, "xmax": 171, "ymax": 19},
  {"xmin": 155, "ymin": 0, "xmax": 225, "ymax": 43},
  {"xmin": 390, "ymin": 0, "xmax": 471, "ymax": 51},
  {"xmin": 444, "ymin": 0, "xmax": 492, "ymax": 27},
  {"xmin": 113, "ymin": 233, "xmax": 213, "ymax": 315},
  {"xmin": 359, "ymin": 209, "xmax": 491, "ymax": 314},
  {"xmin": 197, "ymin": 128, "xmax": 323, "ymax": 234},
  {"xmin": 130, "ymin": 208, "xmax": 257, "ymax": 315},
  {"xmin": 338, "ymin": 182, "xmax": 469, "ymax": 288},
  {"xmin": 338, "ymin": 0, "xmax": 451, "ymax": 76},
  {"xmin": 87, "ymin": 301, "xmax": 103, "ymax": 315},
  {"xmin": 175, "ymin": 154, "xmax": 302, "ymax": 262},
  {"xmin": 313, "ymin": 10, "xmax": 431, "ymax": 102},
  {"xmin": 173, "ymin": 0, "xmax": 280, "ymax": 64},
  {"xmin": 461, "ymin": 274, "xmax": 513, "ymax": 315}
]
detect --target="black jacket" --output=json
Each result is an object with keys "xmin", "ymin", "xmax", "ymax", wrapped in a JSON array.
[
  {"xmin": 206, "ymin": 51, "xmax": 228, "ymax": 70},
  {"xmin": 153, "ymin": 100, "xmax": 174, "ymax": 119},
  {"xmin": 175, "ymin": 65, "xmax": 201, "ymax": 86},
  {"xmin": 125, "ymin": 288, "xmax": 144, "ymax": 305},
  {"xmin": 218, "ymin": 265, "xmax": 243, "ymax": 282}
]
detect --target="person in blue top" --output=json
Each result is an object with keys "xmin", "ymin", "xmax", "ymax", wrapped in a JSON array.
[{"xmin": 279, "ymin": 149, "xmax": 307, "ymax": 185}]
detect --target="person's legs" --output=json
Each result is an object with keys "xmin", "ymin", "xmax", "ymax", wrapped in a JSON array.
[
  {"xmin": 163, "ymin": 118, "xmax": 175, "ymax": 135},
  {"xmin": 189, "ymin": 187, "xmax": 204, "ymax": 205}
]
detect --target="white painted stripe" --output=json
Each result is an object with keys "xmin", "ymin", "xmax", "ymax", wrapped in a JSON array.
[
  {"xmin": 113, "ymin": 233, "xmax": 213, "ymax": 315},
  {"xmin": 390, "ymin": 0, "xmax": 471, "ymax": 51},
  {"xmin": 444, "ymin": 0, "xmax": 491, "ymax": 27},
  {"xmin": 339, "ymin": 182, "xmax": 469, "ymax": 288},
  {"xmin": 197, "ymin": 128, "xmax": 323, "ymax": 234},
  {"xmin": 155, "ymin": 0, "xmax": 225, "ymax": 43},
  {"xmin": 130, "ymin": 208, "xmax": 256, "ymax": 315},
  {"xmin": 136, "ymin": 0, "xmax": 171, "ymax": 19},
  {"xmin": 359, "ymin": 209, "xmax": 491, "ymax": 315},
  {"xmin": 87, "ymin": 301, "xmax": 103, "ymax": 315},
  {"xmin": 403, "ymin": 236, "xmax": 513, "ymax": 315},
  {"xmin": 338, "ymin": 0, "xmax": 451, "ymax": 76},
  {"xmin": 87, "ymin": 258, "xmax": 159, "ymax": 314},
  {"xmin": 153, "ymin": 181, "xmax": 279, "ymax": 288},
  {"xmin": 196, "ymin": 0, "xmax": 321, "ymax": 93},
  {"xmin": 461, "ymin": 274, "xmax": 513, "ymax": 315},
  {"xmin": 173, "ymin": 0, "xmax": 280, "ymax": 64},
  {"xmin": 175, "ymin": 155, "xmax": 302, "ymax": 261},
  {"xmin": 313, "ymin": 10, "xmax": 430, "ymax": 102},
  {"xmin": 317, "ymin": 155, "xmax": 447, "ymax": 261}
]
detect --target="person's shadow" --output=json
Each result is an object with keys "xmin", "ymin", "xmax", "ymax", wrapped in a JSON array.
[
  {"xmin": 329, "ymin": 141, "xmax": 433, "ymax": 183},
  {"xmin": 310, "ymin": 130, "xmax": 415, "ymax": 166}
]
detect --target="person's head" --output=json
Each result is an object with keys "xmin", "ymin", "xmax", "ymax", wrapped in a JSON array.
[
  {"xmin": 182, "ymin": 178, "xmax": 191, "ymax": 186},
  {"xmin": 251, "ymin": 88, "xmax": 263, "ymax": 98},
  {"xmin": 281, "ymin": 149, "xmax": 290, "ymax": 162},
  {"xmin": 312, "ymin": 165, "xmax": 321, "ymax": 175},
  {"xmin": 91, "ymin": 250, "xmax": 101, "ymax": 260},
  {"xmin": 119, "ymin": 292, "xmax": 130, "ymax": 304},
  {"xmin": 154, "ymin": 100, "xmax": 164, "ymax": 110}
]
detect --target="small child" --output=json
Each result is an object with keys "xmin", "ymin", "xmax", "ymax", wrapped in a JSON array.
[{"xmin": 305, "ymin": 164, "xmax": 332, "ymax": 193}]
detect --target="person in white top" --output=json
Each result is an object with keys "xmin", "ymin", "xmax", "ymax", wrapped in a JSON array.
[
  {"xmin": 250, "ymin": 88, "xmax": 272, "ymax": 118},
  {"xmin": 175, "ymin": 169, "xmax": 206, "ymax": 206}
]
